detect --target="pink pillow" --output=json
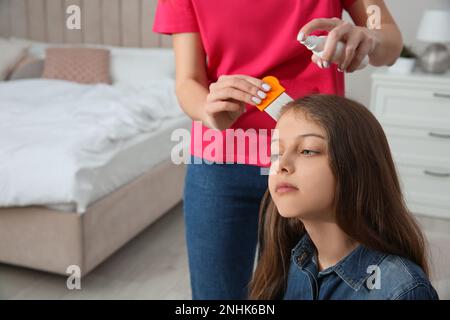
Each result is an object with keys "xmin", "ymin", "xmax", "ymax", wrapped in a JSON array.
[{"xmin": 43, "ymin": 47, "xmax": 111, "ymax": 84}]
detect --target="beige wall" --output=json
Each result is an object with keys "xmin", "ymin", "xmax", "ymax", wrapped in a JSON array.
[
  {"xmin": 0, "ymin": 0, "xmax": 171, "ymax": 48},
  {"xmin": 344, "ymin": 0, "xmax": 450, "ymax": 107}
]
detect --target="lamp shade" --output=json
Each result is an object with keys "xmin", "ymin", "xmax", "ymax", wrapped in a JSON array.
[{"xmin": 417, "ymin": 10, "xmax": 450, "ymax": 43}]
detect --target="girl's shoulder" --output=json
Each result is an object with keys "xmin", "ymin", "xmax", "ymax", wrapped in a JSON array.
[{"xmin": 375, "ymin": 254, "xmax": 439, "ymax": 300}]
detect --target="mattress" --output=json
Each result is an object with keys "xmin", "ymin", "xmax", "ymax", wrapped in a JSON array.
[
  {"xmin": 0, "ymin": 78, "xmax": 191, "ymax": 213},
  {"xmin": 48, "ymin": 114, "xmax": 191, "ymax": 213}
]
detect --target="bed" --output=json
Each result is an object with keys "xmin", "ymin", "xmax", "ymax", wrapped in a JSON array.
[{"xmin": 0, "ymin": 0, "xmax": 189, "ymax": 276}]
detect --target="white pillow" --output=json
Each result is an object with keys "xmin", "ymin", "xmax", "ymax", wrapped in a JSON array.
[
  {"xmin": 109, "ymin": 48, "xmax": 175, "ymax": 85},
  {"xmin": 0, "ymin": 39, "xmax": 29, "ymax": 80},
  {"xmin": 9, "ymin": 37, "xmax": 49, "ymax": 59},
  {"xmin": 9, "ymin": 38, "xmax": 176, "ymax": 84}
]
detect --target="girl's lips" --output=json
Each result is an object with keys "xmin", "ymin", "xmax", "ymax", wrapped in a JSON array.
[{"xmin": 275, "ymin": 183, "xmax": 299, "ymax": 194}]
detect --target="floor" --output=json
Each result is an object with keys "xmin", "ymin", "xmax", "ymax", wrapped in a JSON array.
[
  {"xmin": 0, "ymin": 203, "xmax": 191, "ymax": 300},
  {"xmin": 0, "ymin": 203, "xmax": 449, "ymax": 300}
]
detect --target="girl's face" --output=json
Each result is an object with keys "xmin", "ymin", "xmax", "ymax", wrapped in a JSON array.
[{"xmin": 269, "ymin": 109, "xmax": 336, "ymax": 220}]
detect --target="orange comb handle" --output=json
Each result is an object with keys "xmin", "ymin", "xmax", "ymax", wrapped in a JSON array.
[{"xmin": 256, "ymin": 76, "xmax": 286, "ymax": 112}]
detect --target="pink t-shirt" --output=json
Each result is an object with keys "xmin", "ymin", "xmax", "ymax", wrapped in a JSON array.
[{"xmin": 153, "ymin": 0, "xmax": 356, "ymax": 167}]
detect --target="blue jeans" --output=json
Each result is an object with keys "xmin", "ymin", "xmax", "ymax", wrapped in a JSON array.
[{"xmin": 183, "ymin": 156, "xmax": 268, "ymax": 299}]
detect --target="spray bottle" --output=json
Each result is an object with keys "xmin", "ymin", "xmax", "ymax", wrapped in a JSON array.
[{"xmin": 299, "ymin": 35, "xmax": 369, "ymax": 71}]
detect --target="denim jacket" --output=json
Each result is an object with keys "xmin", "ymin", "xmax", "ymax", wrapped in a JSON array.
[{"xmin": 283, "ymin": 234, "xmax": 439, "ymax": 300}]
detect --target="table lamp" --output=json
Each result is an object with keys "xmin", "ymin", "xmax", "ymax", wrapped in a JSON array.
[{"xmin": 417, "ymin": 10, "xmax": 450, "ymax": 73}]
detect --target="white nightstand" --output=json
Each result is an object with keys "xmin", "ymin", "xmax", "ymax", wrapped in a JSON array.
[{"xmin": 370, "ymin": 69, "xmax": 450, "ymax": 220}]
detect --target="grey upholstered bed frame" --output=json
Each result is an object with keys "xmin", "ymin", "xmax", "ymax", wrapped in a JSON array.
[{"xmin": 0, "ymin": 0, "xmax": 186, "ymax": 276}]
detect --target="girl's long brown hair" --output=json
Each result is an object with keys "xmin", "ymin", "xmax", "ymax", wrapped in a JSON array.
[{"xmin": 249, "ymin": 94, "xmax": 430, "ymax": 300}]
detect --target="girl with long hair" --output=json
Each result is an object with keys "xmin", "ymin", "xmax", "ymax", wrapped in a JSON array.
[{"xmin": 249, "ymin": 95, "xmax": 438, "ymax": 300}]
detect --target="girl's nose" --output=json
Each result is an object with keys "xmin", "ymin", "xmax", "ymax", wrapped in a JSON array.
[{"xmin": 277, "ymin": 154, "xmax": 295, "ymax": 174}]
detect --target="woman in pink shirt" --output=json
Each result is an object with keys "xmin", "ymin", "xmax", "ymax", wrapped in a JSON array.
[{"xmin": 153, "ymin": 0, "xmax": 402, "ymax": 299}]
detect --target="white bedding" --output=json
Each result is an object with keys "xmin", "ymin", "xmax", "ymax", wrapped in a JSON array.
[{"xmin": 0, "ymin": 79, "xmax": 188, "ymax": 213}]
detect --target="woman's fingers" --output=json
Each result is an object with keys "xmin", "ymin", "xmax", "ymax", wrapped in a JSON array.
[
  {"xmin": 321, "ymin": 22, "xmax": 352, "ymax": 63},
  {"xmin": 346, "ymin": 37, "xmax": 373, "ymax": 72},
  {"xmin": 298, "ymin": 17, "xmax": 342, "ymax": 40},
  {"xmin": 210, "ymin": 75, "xmax": 271, "ymax": 105},
  {"xmin": 339, "ymin": 29, "xmax": 364, "ymax": 71},
  {"xmin": 220, "ymin": 76, "xmax": 269, "ymax": 100},
  {"xmin": 209, "ymin": 86, "xmax": 262, "ymax": 106},
  {"xmin": 311, "ymin": 54, "xmax": 326, "ymax": 69},
  {"xmin": 232, "ymin": 74, "xmax": 272, "ymax": 92},
  {"xmin": 203, "ymin": 74, "xmax": 271, "ymax": 130}
]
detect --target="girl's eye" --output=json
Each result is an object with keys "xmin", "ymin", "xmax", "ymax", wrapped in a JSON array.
[{"xmin": 300, "ymin": 149, "xmax": 318, "ymax": 156}]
